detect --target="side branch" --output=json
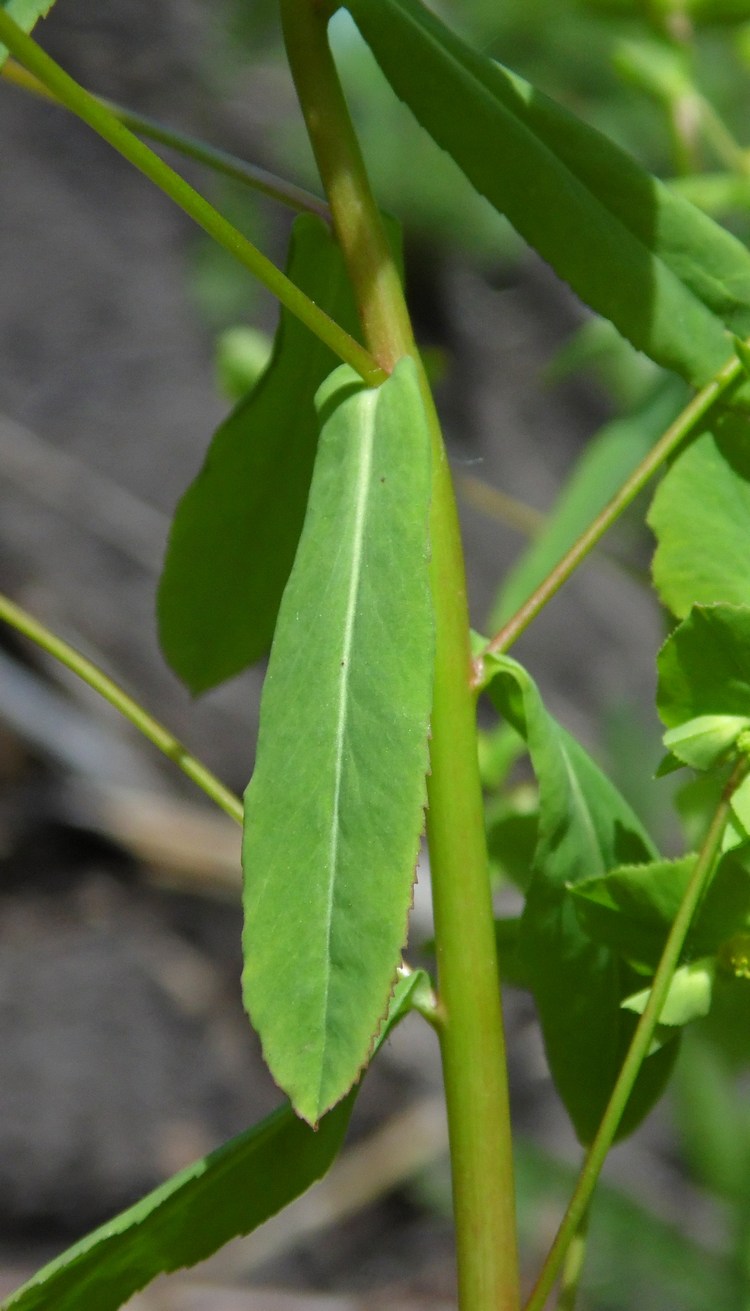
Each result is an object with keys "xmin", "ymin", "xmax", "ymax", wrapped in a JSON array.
[
  {"xmin": 0, "ymin": 591, "xmax": 243, "ymax": 825},
  {"xmin": 1, "ymin": 57, "xmax": 330, "ymax": 220},
  {"xmin": 474, "ymin": 345, "xmax": 746, "ymax": 681},
  {"xmin": 0, "ymin": 11, "xmax": 383, "ymax": 386},
  {"xmin": 524, "ymin": 756, "xmax": 749, "ymax": 1311}
]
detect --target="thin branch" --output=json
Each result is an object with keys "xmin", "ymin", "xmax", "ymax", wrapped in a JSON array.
[
  {"xmin": 0, "ymin": 11, "xmax": 384, "ymax": 386},
  {"xmin": 524, "ymin": 756, "xmax": 749, "ymax": 1311},
  {"xmin": 475, "ymin": 347, "xmax": 745, "ymax": 679},
  {"xmin": 1, "ymin": 57, "xmax": 330, "ymax": 219},
  {"xmin": 0, "ymin": 590, "xmax": 244, "ymax": 826},
  {"xmin": 555, "ymin": 1204, "xmax": 589, "ymax": 1311},
  {"xmin": 455, "ymin": 472, "xmax": 545, "ymax": 539}
]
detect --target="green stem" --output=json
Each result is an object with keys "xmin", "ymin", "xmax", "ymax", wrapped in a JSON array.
[
  {"xmin": 280, "ymin": 3, "xmax": 519, "ymax": 1306},
  {"xmin": 2, "ymin": 57, "xmax": 331, "ymax": 219},
  {"xmin": 698, "ymin": 97, "xmax": 750, "ymax": 178},
  {"xmin": 477, "ymin": 347, "xmax": 744, "ymax": 671},
  {"xmin": 0, "ymin": 591, "xmax": 243, "ymax": 825},
  {"xmin": 279, "ymin": 0, "xmax": 414, "ymax": 374},
  {"xmin": 668, "ymin": 172, "xmax": 750, "ymax": 218},
  {"xmin": 667, "ymin": 94, "xmax": 702, "ymax": 178},
  {"xmin": 524, "ymin": 757, "xmax": 748, "ymax": 1311},
  {"xmin": 555, "ymin": 1205, "xmax": 589, "ymax": 1311},
  {"xmin": 456, "ymin": 472, "xmax": 546, "ymax": 539},
  {"xmin": 0, "ymin": 11, "xmax": 383, "ymax": 387}
]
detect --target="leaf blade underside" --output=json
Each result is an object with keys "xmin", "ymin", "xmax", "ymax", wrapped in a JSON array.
[{"xmin": 242, "ymin": 359, "xmax": 433, "ymax": 1125}]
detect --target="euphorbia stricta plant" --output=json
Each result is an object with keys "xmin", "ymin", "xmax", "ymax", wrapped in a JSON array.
[{"xmin": 3, "ymin": 0, "xmax": 750, "ymax": 1307}]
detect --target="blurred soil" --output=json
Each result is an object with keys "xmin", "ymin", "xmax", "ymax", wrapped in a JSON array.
[{"xmin": 0, "ymin": 2, "xmax": 681, "ymax": 1307}]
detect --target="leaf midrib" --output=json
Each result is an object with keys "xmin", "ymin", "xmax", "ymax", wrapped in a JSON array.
[{"xmin": 317, "ymin": 387, "xmax": 378, "ymax": 1107}]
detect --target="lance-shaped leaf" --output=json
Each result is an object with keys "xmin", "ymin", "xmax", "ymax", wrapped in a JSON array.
[
  {"xmin": 242, "ymin": 360, "xmax": 433, "ymax": 1125},
  {"xmin": 345, "ymin": 0, "xmax": 750, "ymax": 393},
  {"xmin": 1, "ymin": 969, "xmax": 429, "ymax": 1311},
  {"xmin": 490, "ymin": 378, "xmax": 687, "ymax": 629},
  {"xmin": 481, "ymin": 650, "xmax": 675, "ymax": 1144},
  {"xmin": 0, "ymin": 0, "xmax": 57, "ymax": 66},
  {"xmin": 649, "ymin": 417, "xmax": 750, "ymax": 620},
  {"xmin": 158, "ymin": 214, "xmax": 365, "ymax": 694}
]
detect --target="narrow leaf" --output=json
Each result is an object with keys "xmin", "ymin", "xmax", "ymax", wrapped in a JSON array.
[
  {"xmin": 158, "ymin": 213, "xmax": 365, "ymax": 694},
  {"xmin": 346, "ymin": 0, "xmax": 750, "ymax": 391},
  {"xmin": 650, "ymin": 418, "xmax": 750, "ymax": 619},
  {"xmin": 2, "ymin": 1103, "xmax": 351, "ymax": 1311},
  {"xmin": 482, "ymin": 650, "xmax": 675, "ymax": 1143},
  {"xmin": 243, "ymin": 360, "xmax": 433, "ymax": 1125},
  {"xmin": 0, "ymin": 969, "xmax": 428, "ymax": 1311},
  {"xmin": 490, "ymin": 378, "xmax": 687, "ymax": 628},
  {"xmin": 0, "ymin": 0, "xmax": 56, "ymax": 66}
]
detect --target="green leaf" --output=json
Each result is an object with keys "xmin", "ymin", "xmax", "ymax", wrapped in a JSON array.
[
  {"xmin": 572, "ymin": 852, "xmax": 750, "ymax": 967},
  {"xmin": 345, "ymin": 0, "xmax": 750, "ymax": 391},
  {"xmin": 623, "ymin": 957, "xmax": 716, "ymax": 1027},
  {"xmin": 482, "ymin": 650, "xmax": 675, "ymax": 1143},
  {"xmin": 650, "ymin": 419, "xmax": 750, "ymax": 619},
  {"xmin": 485, "ymin": 788, "xmax": 538, "ymax": 892},
  {"xmin": 571, "ymin": 856, "xmax": 696, "ymax": 970},
  {"xmin": 0, "ymin": 968, "xmax": 427, "ymax": 1311},
  {"xmin": 657, "ymin": 604, "xmax": 750, "ymax": 728},
  {"xmin": 585, "ymin": 0, "xmax": 750, "ymax": 21},
  {"xmin": 729, "ymin": 773, "xmax": 750, "ymax": 837},
  {"xmin": 490, "ymin": 378, "xmax": 687, "ymax": 629},
  {"xmin": 242, "ymin": 360, "xmax": 433, "ymax": 1126},
  {"xmin": 673, "ymin": 855, "xmax": 750, "ymax": 952},
  {"xmin": 476, "ymin": 721, "xmax": 525, "ymax": 791},
  {"xmin": 0, "ymin": 0, "xmax": 56, "ymax": 66},
  {"xmin": 158, "ymin": 213, "xmax": 364, "ymax": 694},
  {"xmin": 1, "ymin": 1103, "xmax": 352, "ymax": 1311},
  {"xmin": 494, "ymin": 916, "xmax": 532, "ymax": 989},
  {"xmin": 215, "ymin": 325, "xmax": 273, "ymax": 402},
  {"xmin": 663, "ymin": 714, "xmax": 750, "ymax": 771}
]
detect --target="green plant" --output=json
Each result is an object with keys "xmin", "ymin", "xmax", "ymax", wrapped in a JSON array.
[{"xmin": 4, "ymin": 0, "xmax": 750, "ymax": 1306}]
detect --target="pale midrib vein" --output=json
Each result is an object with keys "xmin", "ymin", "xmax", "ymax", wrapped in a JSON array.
[
  {"xmin": 316, "ymin": 390, "xmax": 378, "ymax": 1104},
  {"xmin": 561, "ymin": 749, "xmax": 605, "ymax": 877}
]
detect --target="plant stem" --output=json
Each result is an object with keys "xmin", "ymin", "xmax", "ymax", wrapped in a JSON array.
[
  {"xmin": 456, "ymin": 472, "xmax": 546, "ymax": 538},
  {"xmin": 280, "ymin": 3, "xmax": 519, "ymax": 1306},
  {"xmin": 0, "ymin": 590, "xmax": 243, "ymax": 825},
  {"xmin": 698, "ymin": 96, "xmax": 750, "ymax": 178},
  {"xmin": 1, "ymin": 57, "xmax": 331, "ymax": 219},
  {"xmin": 669, "ymin": 171, "xmax": 750, "ymax": 217},
  {"xmin": 555, "ymin": 1204, "xmax": 589, "ymax": 1311},
  {"xmin": 0, "ymin": 10, "xmax": 383, "ymax": 387},
  {"xmin": 524, "ymin": 757, "xmax": 748, "ymax": 1311},
  {"xmin": 477, "ymin": 346, "xmax": 744, "ymax": 670},
  {"xmin": 426, "ymin": 437, "xmax": 521, "ymax": 1311},
  {"xmin": 279, "ymin": 0, "xmax": 413, "ymax": 374}
]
